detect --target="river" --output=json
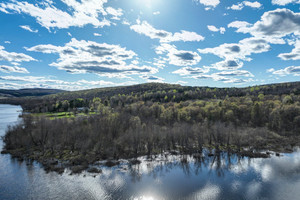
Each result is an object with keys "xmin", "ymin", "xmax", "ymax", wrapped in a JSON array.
[{"xmin": 1, "ymin": 104, "xmax": 300, "ymax": 200}]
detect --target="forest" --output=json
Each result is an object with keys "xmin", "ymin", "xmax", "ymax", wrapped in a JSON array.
[
  {"xmin": 1, "ymin": 82, "xmax": 300, "ymax": 172},
  {"xmin": 0, "ymin": 88, "xmax": 64, "ymax": 98}
]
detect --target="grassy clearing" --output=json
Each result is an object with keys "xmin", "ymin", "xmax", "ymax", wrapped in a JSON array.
[{"xmin": 32, "ymin": 111, "xmax": 97, "ymax": 119}]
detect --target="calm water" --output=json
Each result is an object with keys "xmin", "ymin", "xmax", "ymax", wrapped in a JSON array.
[{"xmin": 1, "ymin": 104, "xmax": 300, "ymax": 200}]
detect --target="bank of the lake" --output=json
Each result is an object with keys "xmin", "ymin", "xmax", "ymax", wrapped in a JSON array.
[{"xmin": 1, "ymin": 104, "xmax": 300, "ymax": 174}]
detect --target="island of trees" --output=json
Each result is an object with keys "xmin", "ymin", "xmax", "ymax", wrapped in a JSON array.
[{"xmin": 1, "ymin": 82, "xmax": 300, "ymax": 173}]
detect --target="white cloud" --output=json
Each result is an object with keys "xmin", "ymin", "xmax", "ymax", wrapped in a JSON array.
[
  {"xmin": 272, "ymin": 0, "xmax": 300, "ymax": 6},
  {"xmin": 172, "ymin": 66, "xmax": 209, "ymax": 76},
  {"xmin": 198, "ymin": 37, "xmax": 269, "ymax": 80},
  {"xmin": 214, "ymin": 70, "xmax": 254, "ymax": 77},
  {"xmin": 209, "ymin": 59, "xmax": 244, "ymax": 70},
  {"xmin": 207, "ymin": 25, "xmax": 218, "ymax": 32},
  {"xmin": 0, "ymin": 0, "xmax": 112, "ymax": 30},
  {"xmin": 156, "ymin": 43, "xmax": 201, "ymax": 66},
  {"xmin": 194, "ymin": 73, "xmax": 254, "ymax": 84},
  {"xmin": 196, "ymin": 0, "xmax": 220, "ymax": 9},
  {"xmin": 106, "ymin": 7, "xmax": 123, "ymax": 20},
  {"xmin": 0, "ymin": 75, "xmax": 60, "ymax": 83},
  {"xmin": 130, "ymin": 20, "xmax": 171, "ymax": 40},
  {"xmin": 4, "ymin": 41, "xmax": 11, "ymax": 44},
  {"xmin": 278, "ymin": 40, "xmax": 300, "ymax": 60},
  {"xmin": 207, "ymin": 25, "xmax": 226, "ymax": 34},
  {"xmin": 140, "ymin": 75, "xmax": 165, "ymax": 83},
  {"xmin": 228, "ymin": 21, "xmax": 252, "ymax": 33},
  {"xmin": 272, "ymin": 66, "xmax": 300, "ymax": 76},
  {"xmin": 94, "ymin": 33, "xmax": 102, "ymax": 37},
  {"xmin": 130, "ymin": 20, "xmax": 204, "ymax": 43},
  {"xmin": 198, "ymin": 37, "xmax": 271, "ymax": 61},
  {"xmin": 0, "ymin": 45, "xmax": 35, "ymax": 63},
  {"xmin": 122, "ymin": 19, "xmax": 130, "ymax": 25},
  {"xmin": 223, "ymin": 78, "xmax": 254, "ymax": 83},
  {"xmin": 19, "ymin": 25, "xmax": 38, "ymax": 33},
  {"xmin": 171, "ymin": 63, "xmax": 254, "ymax": 84},
  {"xmin": 26, "ymin": 38, "xmax": 158, "ymax": 78},
  {"xmin": 229, "ymin": 2, "xmax": 244, "ymax": 10},
  {"xmin": 243, "ymin": 1, "xmax": 262, "ymax": 8},
  {"xmin": 152, "ymin": 57, "xmax": 166, "ymax": 68},
  {"xmin": 266, "ymin": 68, "xmax": 275, "ymax": 73},
  {"xmin": 153, "ymin": 11, "xmax": 160, "ymax": 15},
  {"xmin": 228, "ymin": 9, "xmax": 300, "ymax": 43},
  {"xmin": 0, "ymin": 75, "xmax": 138, "ymax": 90},
  {"xmin": 228, "ymin": 1, "xmax": 262, "ymax": 10},
  {"xmin": 172, "ymin": 30, "xmax": 205, "ymax": 42},
  {"xmin": 185, "ymin": 72, "xmax": 254, "ymax": 84},
  {"xmin": 174, "ymin": 80, "xmax": 188, "ymax": 85},
  {"xmin": 0, "ymin": 65, "xmax": 29, "ymax": 73}
]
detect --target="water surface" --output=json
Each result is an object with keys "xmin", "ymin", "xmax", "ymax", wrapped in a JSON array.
[{"xmin": 1, "ymin": 104, "xmax": 300, "ymax": 200}]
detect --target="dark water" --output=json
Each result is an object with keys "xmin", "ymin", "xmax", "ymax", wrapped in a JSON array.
[{"xmin": 1, "ymin": 104, "xmax": 300, "ymax": 200}]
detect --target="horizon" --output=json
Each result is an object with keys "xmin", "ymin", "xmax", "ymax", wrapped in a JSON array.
[
  {"xmin": 0, "ymin": 0, "xmax": 299, "ymax": 91},
  {"xmin": 2, "ymin": 80, "xmax": 300, "ymax": 92}
]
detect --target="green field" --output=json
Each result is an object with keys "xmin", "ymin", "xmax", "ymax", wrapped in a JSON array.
[{"xmin": 32, "ymin": 111, "xmax": 97, "ymax": 119}]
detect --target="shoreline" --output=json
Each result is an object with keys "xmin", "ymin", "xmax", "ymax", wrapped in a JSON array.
[{"xmin": 1, "ymin": 145, "xmax": 296, "ymax": 175}]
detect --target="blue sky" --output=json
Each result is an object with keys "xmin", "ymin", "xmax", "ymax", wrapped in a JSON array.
[{"xmin": 0, "ymin": 0, "xmax": 299, "ymax": 90}]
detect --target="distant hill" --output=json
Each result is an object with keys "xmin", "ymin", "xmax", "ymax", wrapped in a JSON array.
[
  {"xmin": 0, "ymin": 88, "xmax": 65, "ymax": 98},
  {"xmin": 1, "ymin": 81, "xmax": 300, "ymax": 110},
  {"xmin": 42, "ymin": 81, "xmax": 300, "ymax": 101}
]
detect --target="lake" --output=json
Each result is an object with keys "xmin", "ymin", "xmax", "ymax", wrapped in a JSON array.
[{"xmin": 1, "ymin": 104, "xmax": 300, "ymax": 200}]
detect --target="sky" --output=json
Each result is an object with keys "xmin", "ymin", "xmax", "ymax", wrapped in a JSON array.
[{"xmin": 0, "ymin": 0, "xmax": 299, "ymax": 91}]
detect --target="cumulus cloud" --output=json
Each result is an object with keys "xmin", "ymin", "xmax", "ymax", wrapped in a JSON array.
[
  {"xmin": 19, "ymin": 25, "xmax": 38, "ymax": 33},
  {"xmin": 26, "ymin": 38, "xmax": 158, "ymax": 78},
  {"xmin": 172, "ymin": 65, "xmax": 253, "ymax": 84},
  {"xmin": 0, "ymin": 0, "xmax": 115, "ymax": 30},
  {"xmin": 228, "ymin": 9, "xmax": 300, "ymax": 43},
  {"xmin": 105, "ymin": 7, "xmax": 123, "ymax": 20},
  {"xmin": 266, "ymin": 68, "xmax": 275, "ymax": 73},
  {"xmin": 130, "ymin": 20, "xmax": 204, "ymax": 43},
  {"xmin": 0, "ymin": 65, "xmax": 29, "ymax": 73},
  {"xmin": 197, "ymin": 38, "xmax": 269, "ymax": 82},
  {"xmin": 198, "ymin": 37, "xmax": 270, "ymax": 61},
  {"xmin": 140, "ymin": 75, "xmax": 165, "ymax": 83},
  {"xmin": 0, "ymin": 45, "xmax": 35, "ymax": 63},
  {"xmin": 196, "ymin": 35, "xmax": 272, "ymax": 83},
  {"xmin": 190, "ymin": 73, "xmax": 254, "ymax": 84},
  {"xmin": 214, "ymin": 70, "xmax": 254, "ymax": 77},
  {"xmin": 228, "ymin": 1, "xmax": 262, "ymax": 10},
  {"xmin": 223, "ymin": 78, "xmax": 254, "ymax": 83},
  {"xmin": 207, "ymin": 25, "xmax": 226, "ymax": 34},
  {"xmin": 228, "ymin": 21, "xmax": 252, "ymax": 33},
  {"xmin": 272, "ymin": 0, "xmax": 300, "ymax": 6},
  {"xmin": 278, "ymin": 40, "xmax": 300, "ymax": 60},
  {"xmin": 172, "ymin": 66, "xmax": 209, "ymax": 76},
  {"xmin": 153, "ymin": 11, "xmax": 160, "ymax": 15},
  {"xmin": 196, "ymin": 0, "xmax": 220, "ymax": 10},
  {"xmin": 272, "ymin": 66, "xmax": 300, "ymax": 76},
  {"xmin": 0, "ymin": 75, "xmax": 137, "ymax": 90},
  {"xmin": 156, "ymin": 43, "xmax": 201, "ymax": 66},
  {"xmin": 209, "ymin": 59, "xmax": 244, "ymax": 70},
  {"xmin": 152, "ymin": 57, "xmax": 167, "ymax": 68}
]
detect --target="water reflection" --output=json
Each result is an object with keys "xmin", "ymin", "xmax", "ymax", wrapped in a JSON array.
[{"xmin": 1, "ymin": 104, "xmax": 300, "ymax": 200}]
